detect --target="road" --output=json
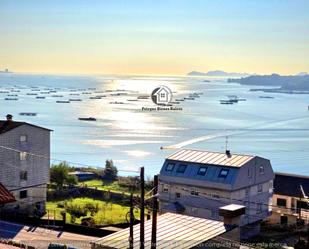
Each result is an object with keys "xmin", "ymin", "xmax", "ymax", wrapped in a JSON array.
[{"xmin": 0, "ymin": 221, "xmax": 99, "ymax": 249}]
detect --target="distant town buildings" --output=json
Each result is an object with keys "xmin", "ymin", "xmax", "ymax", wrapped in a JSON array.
[
  {"xmin": 0, "ymin": 114, "xmax": 51, "ymax": 216},
  {"xmin": 158, "ymin": 149, "xmax": 275, "ymax": 228},
  {"xmin": 269, "ymin": 172, "xmax": 309, "ymax": 225}
]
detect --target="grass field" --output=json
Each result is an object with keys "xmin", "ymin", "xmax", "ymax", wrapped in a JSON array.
[
  {"xmin": 45, "ymin": 197, "xmax": 140, "ymax": 225},
  {"xmin": 78, "ymin": 179, "xmax": 140, "ymax": 195}
]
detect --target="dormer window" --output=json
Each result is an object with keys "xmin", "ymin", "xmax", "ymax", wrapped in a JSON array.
[
  {"xmin": 20, "ymin": 135, "xmax": 27, "ymax": 142},
  {"xmin": 197, "ymin": 167, "xmax": 207, "ymax": 176},
  {"xmin": 259, "ymin": 166, "xmax": 265, "ymax": 174},
  {"xmin": 165, "ymin": 163, "xmax": 175, "ymax": 171},
  {"xmin": 176, "ymin": 164, "xmax": 187, "ymax": 173},
  {"xmin": 218, "ymin": 169, "xmax": 229, "ymax": 178}
]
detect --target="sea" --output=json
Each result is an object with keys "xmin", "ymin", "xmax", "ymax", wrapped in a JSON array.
[{"xmin": 1, "ymin": 73, "xmax": 308, "ymax": 177}]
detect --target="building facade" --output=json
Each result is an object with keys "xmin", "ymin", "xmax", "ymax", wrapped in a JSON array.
[
  {"xmin": 269, "ymin": 172, "xmax": 309, "ymax": 225},
  {"xmin": 0, "ymin": 119, "xmax": 51, "ymax": 215},
  {"xmin": 158, "ymin": 149, "xmax": 275, "ymax": 226}
]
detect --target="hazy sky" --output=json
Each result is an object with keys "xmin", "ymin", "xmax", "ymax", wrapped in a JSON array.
[{"xmin": 0, "ymin": 0, "xmax": 308, "ymax": 75}]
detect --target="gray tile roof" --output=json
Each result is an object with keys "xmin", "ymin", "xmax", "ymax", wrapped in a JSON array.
[
  {"xmin": 0, "ymin": 120, "xmax": 52, "ymax": 134},
  {"xmin": 93, "ymin": 212, "xmax": 229, "ymax": 249},
  {"xmin": 167, "ymin": 149, "xmax": 254, "ymax": 167}
]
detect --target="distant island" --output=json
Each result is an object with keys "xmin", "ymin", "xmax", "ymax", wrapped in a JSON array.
[
  {"xmin": 187, "ymin": 70, "xmax": 250, "ymax": 77},
  {"xmin": 228, "ymin": 74, "xmax": 309, "ymax": 93},
  {"xmin": 0, "ymin": 68, "xmax": 12, "ymax": 73}
]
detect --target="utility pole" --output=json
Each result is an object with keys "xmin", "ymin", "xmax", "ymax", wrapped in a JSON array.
[
  {"xmin": 140, "ymin": 167, "xmax": 145, "ymax": 249},
  {"xmin": 129, "ymin": 193, "xmax": 134, "ymax": 249},
  {"xmin": 151, "ymin": 175, "xmax": 158, "ymax": 249}
]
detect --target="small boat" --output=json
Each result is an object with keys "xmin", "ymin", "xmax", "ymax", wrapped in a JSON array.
[
  {"xmin": 20, "ymin": 112, "xmax": 37, "ymax": 116},
  {"xmin": 56, "ymin": 100, "xmax": 70, "ymax": 103},
  {"xmin": 175, "ymin": 99, "xmax": 185, "ymax": 102},
  {"xmin": 88, "ymin": 88, "xmax": 96, "ymax": 90},
  {"xmin": 109, "ymin": 101, "xmax": 124, "ymax": 104},
  {"xmin": 26, "ymin": 93, "xmax": 38, "ymax": 96},
  {"xmin": 69, "ymin": 93, "xmax": 80, "ymax": 96},
  {"xmin": 127, "ymin": 99, "xmax": 138, "ymax": 101},
  {"xmin": 4, "ymin": 98, "xmax": 18, "ymax": 101},
  {"xmin": 137, "ymin": 96, "xmax": 150, "ymax": 99},
  {"xmin": 220, "ymin": 100, "xmax": 234, "ymax": 105},
  {"xmin": 184, "ymin": 97, "xmax": 195, "ymax": 100},
  {"xmin": 69, "ymin": 99, "xmax": 82, "ymax": 101},
  {"xmin": 51, "ymin": 95, "xmax": 63, "ymax": 97},
  {"xmin": 89, "ymin": 96, "xmax": 102, "ymax": 99},
  {"xmin": 170, "ymin": 101, "xmax": 180, "ymax": 104},
  {"xmin": 259, "ymin": 96, "xmax": 274, "ymax": 99},
  {"xmin": 78, "ymin": 117, "xmax": 96, "ymax": 121},
  {"xmin": 82, "ymin": 92, "xmax": 92, "ymax": 95},
  {"xmin": 40, "ymin": 92, "xmax": 50, "ymax": 94},
  {"xmin": 36, "ymin": 96, "xmax": 46, "ymax": 99},
  {"xmin": 7, "ymin": 94, "xmax": 18, "ymax": 97}
]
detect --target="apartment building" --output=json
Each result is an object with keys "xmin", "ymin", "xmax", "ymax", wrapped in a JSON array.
[
  {"xmin": 269, "ymin": 172, "xmax": 309, "ymax": 225},
  {"xmin": 0, "ymin": 115, "xmax": 51, "ymax": 215},
  {"xmin": 158, "ymin": 148, "xmax": 275, "ymax": 226}
]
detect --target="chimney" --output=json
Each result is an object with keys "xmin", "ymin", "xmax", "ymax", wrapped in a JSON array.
[
  {"xmin": 225, "ymin": 150, "xmax": 231, "ymax": 157},
  {"xmin": 6, "ymin": 114, "xmax": 13, "ymax": 121},
  {"xmin": 219, "ymin": 204, "xmax": 245, "ymax": 242}
]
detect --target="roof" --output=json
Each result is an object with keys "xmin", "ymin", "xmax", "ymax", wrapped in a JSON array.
[
  {"xmin": 0, "ymin": 120, "xmax": 52, "ymax": 135},
  {"xmin": 93, "ymin": 212, "xmax": 229, "ymax": 249},
  {"xmin": 68, "ymin": 171, "xmax": 95, "ymax": 175},
  {"xmin": 167, "ymin": 149, "xmax": 254, "ymax": 168},
  {"xmin": 0, "ymin": 183, "xmax": 15, "ymax": 204},
  {"xmin": 274, "ymin": 172, "xmax": 309, "ymax": 197}
]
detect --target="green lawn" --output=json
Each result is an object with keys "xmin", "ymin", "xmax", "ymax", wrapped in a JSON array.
[
  {"xmin": 78, "ymin": 179, "xmax": 140, "ymax": 195},
  {"xmin": 45, "ymin": 197, "xmax": 140, "ymax": 225}
]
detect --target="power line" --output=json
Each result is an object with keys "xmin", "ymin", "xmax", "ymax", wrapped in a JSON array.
[{"xmin": 0, "ymin": 145, "xmax": 140, "ymax": 173}]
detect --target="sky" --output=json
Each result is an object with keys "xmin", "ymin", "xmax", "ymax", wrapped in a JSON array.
[{"xmin": 0, "ymin": 0, "xmax": 309, "ymax": 75}]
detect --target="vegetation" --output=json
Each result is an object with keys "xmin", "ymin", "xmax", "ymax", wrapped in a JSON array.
[
  {"xmin": 50, "ymin": 162, "xmax": 77, "ymax": 189},
  {"xmin": 101, "ymin": 159, "xmax": 118, "ymax": 181},
  {"xmin": 45, "ymin": 197, "xmax": 140, "ymax": 226}
]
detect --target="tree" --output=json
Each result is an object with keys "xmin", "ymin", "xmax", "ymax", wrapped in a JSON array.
[
  {"xmin": 50, "ymin": 162, "xmax": 77, "ymax": 189},
  {"xmin": 101, "ymin": 160, "xmax": 118, "ymax": 181}
]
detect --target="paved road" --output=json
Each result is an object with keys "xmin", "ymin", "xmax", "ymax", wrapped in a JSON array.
[{"xmin": 0, "ymin": 221, "xmax": 99, "ymax": 249}]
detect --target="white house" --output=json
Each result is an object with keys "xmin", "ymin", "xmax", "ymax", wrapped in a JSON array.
[
  {"xmin": 0, "ymin": 115, "xmax": 51, "ymax": 215},
  {"xmin": 158, "ymin": 148, "xmax": 275, "ymax": 229},
  {"xmin": 154, "ymin": 86, "xmax": 170, "ymax": 104}
]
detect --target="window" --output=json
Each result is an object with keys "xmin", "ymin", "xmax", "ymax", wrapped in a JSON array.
[
  {"xmin": 176, "ymin": 193, "xmax": 181, "ymax": 198},
  {"xmin": 259, "ymin": 166, "xmax": 265, "ymax": 174},
  {"xmin": 20, "ymin": 171, "xmax": 28, "ymax": 181},
  {"xmin": 176, "ymin": 164, "xmax": 187, "ymax": 173},
  {"xmin": 245, "ymin": 187, "xmax": 250, "ymax": 197},
  {"xmin": 160, "ymin": 93, "xmax": 165, "ymax": 98},
  {"xmin": 20, "ymin": 190, "xmax": 27, "ymax": 199},
  {"xmin": 162, "ymin": 184, "xmax": 169, "ymax": 193},
  {"xmin": 197, "ymin": 167, "xmax": 207, "ymax": 176},
  {"xmin": 218, "ymin": 169, "xmax": 229, "ymax": 178},
  {"xmin": 20, "ymin": 135, "xmax": 27, "ymax": 142},
  {"xmin": 258, "ymin": 184, "xmax": 263, "ymax": 193},
  {"xmin": 277, "ymin": 198, "xmax": 287, "ymax": 207},
  {"xmin": 190, "ymin": 189, "xmax": 199, "ymax": 196},
  {"xmin": 165, "ymin": 163, "xmax": 175, "ymax": 171},
  {"xmin": 256, "ymin": 203, "xmax": 262, "ymax": 214},
  {"xmin": 20, "ymin": 152, "xmax": 27, "ymax": 161}
]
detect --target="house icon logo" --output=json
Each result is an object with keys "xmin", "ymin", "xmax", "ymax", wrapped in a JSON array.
[{"xmin": 151, "ymin": 85, "xmax": 173, "ymax": 105}]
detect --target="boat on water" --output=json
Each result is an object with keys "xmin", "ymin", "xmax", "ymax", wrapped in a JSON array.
[
  {"xmin": 78, "ymin": 117, "xmax": 96, "ymax": 121},
  {"xmin": 89, "ymin": 96, "xmax": 102, "ymax": 99},
  {"xmin": 69, "ymin": 93, "xmax": 80, "ymax": 96},
  {"xmin": 175, "ymin": 98, "xmax": 185, "ymax": 101},
  {"xmin": 137, "ymin": 96, "xmax": 150, "ymax": 99},
  {"xmin": 52, "ymin": 95, "xmax": 63, "ymax": 97},
  {"xmin": 220, "ymin": 100, "xmax": 234, "ymax": 104},
  {"xmin": 259, "ymin": 96, "xmax": 274, "ymax": 99},
  {"xmin": 4, "ymin": 98, "xmax": 18, "ymax": 101},
  {"xmin": 19, "ymin": 112, "xmax": 37, "ymax": 116},
  {"xmin": 69, "ymin": 99, "xmax": 82, "ymax": 101},
  {"xmin": 184, "ymin": 97, "xmax": 195, "ymax": 100},
  {"xmin": 56, "ymin": 100, "xmax": 70, "ymax": 103},
  {"xmin": 36, "ymin": 96, "xmax": 46, "ymax": 99},
  {"xmin": 82, "ymin": 92, "xmax": 92, "ymax": 95},
  {"xmin": 109, "ymin": 101, "xmax": 124, "ymax": 104},
  {"xmin": 127, "ymin": 99, "xmax": 138, "ymax": 101},
  {"xmin": 26, "ymin": 93, "xmax": 38, "ymax": 96},
  {"xmin": 7, "ymin": 94, "xmax": 18, "ymax": 97}
]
